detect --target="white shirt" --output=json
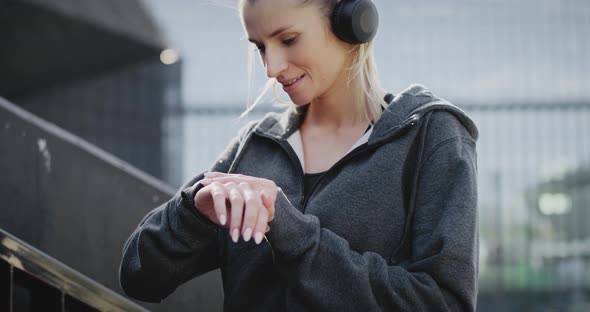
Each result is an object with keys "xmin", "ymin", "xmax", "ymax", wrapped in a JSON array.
[{"xmin": 286, "ymin": 124, "xmax": 374, "ymax": 173}]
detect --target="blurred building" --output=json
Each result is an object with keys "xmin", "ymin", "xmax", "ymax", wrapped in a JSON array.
[
  {"xmin": 526, "ymin": 166, "xmax": 590, "ymax": 290},
  {"xmin": 0, "ymin": 1, "xmax": 204, "ymax": 311},
  {"xmin": 0, "ymin": 0, "xmax": 183, "ymax": 185},
  {"xmin": 531, "ymin": 166, "xmax": 590, "ymax": 240}
]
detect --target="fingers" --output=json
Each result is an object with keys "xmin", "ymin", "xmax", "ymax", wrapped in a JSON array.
[
  {"xmin": 200, "ymin": 174, "xmax": 274, "ymax": 244},
  {"xmin": 227, "ymin": 182, "xmax": 244, "ymax": 243},
  {"xmin": 240, "ymin": 182, "xmax": 259, "ymax": 243},
  {"xmin": 203, "ymin": 172, "xmax": 275, "ymax": 190},
  {"xmin": 260, "ymin": 189, "xmax": 276, "ymax": 222},
  {"xmin": 253, "ymin": 195, "xmax": 269, "ymax": 244},
  {"xmin": 209, "ymin": 182, "xmax": 228, "ymax": 226}
]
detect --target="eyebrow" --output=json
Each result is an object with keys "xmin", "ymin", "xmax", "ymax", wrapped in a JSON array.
[{"xmin": 248, "ymin": 25, "xmax": 295, "ymax": 44}]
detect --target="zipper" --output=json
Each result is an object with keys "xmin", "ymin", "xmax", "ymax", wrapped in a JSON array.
[
  {"xmin": 299, "ymin": 114, "xmax": 421, "ymax": 212},
  {"xmin": 300, "ymin": 143, "xmax": 373, "ymax": 212},
  {"xmin": 251, "ymin": 132, "xmax": 307, "ymax": 206},
  {"xmin": 300, "ymin": 138, "xmax": 390, "ymax": 213},
  {"xmin": 253, "ymin": 114, "xmax": 420, "ymax": 213}
]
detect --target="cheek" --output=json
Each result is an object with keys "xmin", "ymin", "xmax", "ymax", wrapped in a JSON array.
[
  {"xmin": 289, "ymin": 33, "xmax": 349, "ymax": 93},
  {"xmin": 294, "ymin": 47, "xmax": 333, "ymax": 81},
  {"xmin": 291, "ymin": 31, "xmax": 332, "ymax": 78},
  {"xmin": 309, "ymin": 51, "xmax": 346, "ymax": 89}
]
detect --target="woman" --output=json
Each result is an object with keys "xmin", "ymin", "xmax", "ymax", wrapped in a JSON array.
[{"xmin": 120, "ymin": 0, "xmax": 479, "ymax": 311}]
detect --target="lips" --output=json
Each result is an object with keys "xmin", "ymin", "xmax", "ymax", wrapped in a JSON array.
[{"xmin": 281, "ymin": 74, "xmax": 305, "ymax": 86}]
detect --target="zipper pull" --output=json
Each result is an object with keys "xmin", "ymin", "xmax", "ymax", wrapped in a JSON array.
[{"xmin": 408, "ymin": 114, "xmax": 419, "ymax": 126}]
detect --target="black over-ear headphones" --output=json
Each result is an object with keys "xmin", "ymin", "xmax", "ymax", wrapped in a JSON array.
[{"xmin": 331, "ymin": 0, "xmax": 379, "ymax": 45}]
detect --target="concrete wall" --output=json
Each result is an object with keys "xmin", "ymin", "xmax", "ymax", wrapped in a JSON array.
[{"xmin": 0, "ymin": 97, "xmax": 223, "ymax": 311}]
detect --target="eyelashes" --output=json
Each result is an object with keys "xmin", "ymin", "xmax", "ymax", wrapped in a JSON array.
[
  {"xmin": 283, "ymin": 37, "xmax": 297, "ymax": 46},
  {"xmin": 253, "ymin": 37, "xmax": 298, "ymax": 53}
]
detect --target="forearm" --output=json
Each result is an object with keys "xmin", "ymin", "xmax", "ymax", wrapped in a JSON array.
[
  {"xmin": 119, "ymin": 120, "xmax": 258, "ymax": 302},
  {"xmin": 119, "ymin": 187, "xmax": 221, "ymax": 302}
]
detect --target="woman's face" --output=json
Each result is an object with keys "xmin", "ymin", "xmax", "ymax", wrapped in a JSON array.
[{"xmin": 241, "ymin": 0, "xmax": 353, "ymax": 106}]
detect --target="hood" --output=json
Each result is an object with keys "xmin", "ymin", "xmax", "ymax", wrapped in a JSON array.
[{"xmin": 254, "ymin": 84, "xmax": 478, "ymax": 143}]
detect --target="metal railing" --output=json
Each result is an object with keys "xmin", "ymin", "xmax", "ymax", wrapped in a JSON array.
[{"xmin": 0, "ymin": 228, "xmax": 147, "ymax": 312}]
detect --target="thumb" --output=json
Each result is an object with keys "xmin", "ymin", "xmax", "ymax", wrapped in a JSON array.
[{"xmin": 260, "ymin": 190, "xmax": 275, "ymax": 221}]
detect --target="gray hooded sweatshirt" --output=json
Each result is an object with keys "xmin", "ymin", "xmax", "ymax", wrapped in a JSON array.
[{"xmin": 120, "ymin": 84, "xmax": 479, "ymax": 311}]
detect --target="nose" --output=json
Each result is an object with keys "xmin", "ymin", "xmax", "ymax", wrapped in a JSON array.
[{"xmin": 264, "ymin": 49, "xmax": 288, "ymax": 78}]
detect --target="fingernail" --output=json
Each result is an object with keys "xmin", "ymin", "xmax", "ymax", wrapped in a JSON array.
[
  {"xmin": 219, "ymin": 214, "xmax": 226, "ymax": 226},
  {"xmin": 243, "ymin": 228, "xmax": 252, "ymax": 242},
  {"xmin": 232, "ymin": 228, "xmax": 240, "ymax": 243},
  {"xmin": 254, "ymin": 232, "xmax": 263, "ymax": 244},
  {"xmin": 204, "ymin": 172, "xmax": 214, "ymax": 177},
  {"xmin": 201, "ymin": 178, "xmax": 212, "ymax": 184}
]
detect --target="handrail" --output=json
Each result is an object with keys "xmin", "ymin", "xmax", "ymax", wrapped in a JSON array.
[{"xmin": 0, "ymin": 228, "xmax": 148, "ymax": 312}]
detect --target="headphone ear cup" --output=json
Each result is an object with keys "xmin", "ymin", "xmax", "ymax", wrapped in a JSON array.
[{"xmin": 331, "ymin": 0, "xmax": 379, "ymax": 45}]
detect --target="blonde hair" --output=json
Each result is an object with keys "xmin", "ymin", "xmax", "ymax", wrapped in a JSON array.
[{"xmin": 239, "ymin": 0, "xmax": 387, "ymax": 124}]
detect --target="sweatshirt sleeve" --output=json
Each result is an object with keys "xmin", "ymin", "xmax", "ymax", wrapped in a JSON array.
[
  {"xmin": 119, "ymin": 121, "xmax": 256, "ymax": 302},
  {"xmin": 265, "ymin": 133, "xmax": 479, "ymax": 311}
]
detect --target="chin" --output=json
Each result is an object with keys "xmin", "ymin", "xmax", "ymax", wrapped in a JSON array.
[{"xmin": 288, "ymin": 94, "xmax": 313, "ymax": 106}]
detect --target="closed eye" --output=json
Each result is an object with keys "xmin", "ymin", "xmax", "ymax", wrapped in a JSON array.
[
  {"xmin": 253, "ymin": 36, "xmax": 298, "ymax": 54},
  {"xmin": 283, "ymin": 37, "xmax": 297, "ymax": 46}
]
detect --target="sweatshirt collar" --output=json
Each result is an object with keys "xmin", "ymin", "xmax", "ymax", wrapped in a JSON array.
[{"xmin": 253, "ymin": 83, "xmax": 478, "ymax": 143}]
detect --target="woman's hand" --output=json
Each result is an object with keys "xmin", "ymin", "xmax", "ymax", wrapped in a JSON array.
[{"xmin": 194, "ymin": 172, "xmax": 279, "ymax": 244}]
